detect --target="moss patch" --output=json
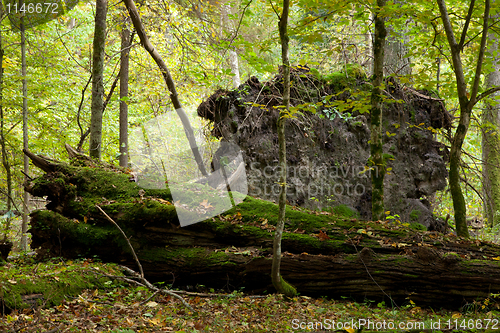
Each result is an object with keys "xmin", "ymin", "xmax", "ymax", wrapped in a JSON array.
[
  {"xmin": 331, "ymin": 204, "xmax": 359, "ymax": 219},
  {"xmin": 0, "ymin": 259, "xmax": 121, "ymax": 310},
  {"xmin": 410, "ymin": 209, "xmax": 421, "ymax": 221}
]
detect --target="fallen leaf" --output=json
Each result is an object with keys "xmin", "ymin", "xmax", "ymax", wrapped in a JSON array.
[
  {"xmin": 157, "ymin": 198, "xmax": 171, "ymax": 205},
  {"xmin": 318, "ymin": 230, "xmax": 330, "ymax": 241},
  {"xmin": 200, "ymin": 199, "xmax": 213, "ymax": 209}
]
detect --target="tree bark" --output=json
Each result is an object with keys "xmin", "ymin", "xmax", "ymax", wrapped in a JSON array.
[
  {"xmin": 272, "ymin": 0, "xmax": 296, "ymax": 298},
  {"xmin": 482, "ymin": 4, "xmax": 500, "ymax": 226},
  {"xmin": 119, "ymin": 15, "xmax": 131, "ymax": 168},
  {"xmin": 383, "ymin": 0, "xmax": 411, "ymax": 77},
  {"xmin": 20, "ymin": 5, "xmax": 29, "ymax": 251},
  {"xmin": 437, "ymin": 0, "xmax": 491, "ymax": 237},
  {"xmin": 370, "ymin": 0, "xmax": 387, "ymax": 221},
  {"xmin": 89, "ymin": 0, "xmax": 108, "ymax": 160},
  {"xmin": 0, "ymin": 28, "xmax": 12, "ymax": 243},
  {"xmin": 220, "ymin": 4, "xmax": 241, "ymax": 89},
  {"xmin": 229, "ymin": 50, "xmax": 240, "ymax": 88},
  {"xmin": 123, "ymin": 0, "xmax": 207, "ymax": 176}
]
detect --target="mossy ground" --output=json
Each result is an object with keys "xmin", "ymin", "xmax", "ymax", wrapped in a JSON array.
[
  {"xmin": 0, "ymin": 257, "xmax": 122, "ymax": 311},
  {"xmin": 2, "ymin": 257, "xmax": 500, "ymax": 332}
]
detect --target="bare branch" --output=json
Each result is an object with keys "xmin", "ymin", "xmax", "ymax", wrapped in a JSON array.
[
  {"xmin": 458, "ymin": 0, "xmax": 476, "ymax": 50},
  {"xmin": 95, "ymin": 204, "xmax": 144, "ymax": 278},
  {"xmin": 469, "ymin": 0, "xmax": 490, "ymax": 107},
  {"xmin": 474, "ymin": 86, "xmax": 500, "ymax": 106}
]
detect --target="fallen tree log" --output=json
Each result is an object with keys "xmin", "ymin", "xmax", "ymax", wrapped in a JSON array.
[{"xmin": 25, "ymin": 149, "xmax": 500, "ymax": 309}]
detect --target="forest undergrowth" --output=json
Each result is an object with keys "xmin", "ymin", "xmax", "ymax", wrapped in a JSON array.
[{"xmin": 2, "ymin": 255, "xmax": 500, "ymax": 333}]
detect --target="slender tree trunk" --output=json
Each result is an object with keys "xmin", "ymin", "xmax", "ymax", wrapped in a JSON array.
[
  {"xmin": 228, "ymin": 50, "xmax": 240, "ymax": 88},
  {"xmin": 119, "ymin": 15, "xmax": 131, "ymax": 168},
  {"xmin": 20, "ymin": 7, "xmax": 28, "ymax": 251},
  {"xmin": 221, "ymin": 4, "xmax": 240, "ymax": 89},
  {"xmin": 482, "ymin": 5, "xmax": 500, "ymax": 226},
  {"xmin": 370, "ymin": 0, "xmax": 387, "ymax": 221},
  {"xmin": 123, "ymin": 0, "xmax": 207, "ymax": 176},
  {"xmin": 0, "ymin": 29, "xmax": 12, "ymax": 243},
  {"xmin": 271, "ymin": 0, "xmax": 297, "ymax": 298},
  {"xmin": 437, "ymin": 0, "xmax": 491, "ymax": 237},
  {"xmin": 383, "ymin": 0, "xmax": 411, "ymax": 77},
  {"xmin": 89, "ymin": 0, "xmax": 108, "ymax": 160}
]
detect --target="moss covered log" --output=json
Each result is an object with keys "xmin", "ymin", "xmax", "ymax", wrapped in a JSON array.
[{"xmin": 24, "ymin": 150, "xmax": 500, "ymax": 308}]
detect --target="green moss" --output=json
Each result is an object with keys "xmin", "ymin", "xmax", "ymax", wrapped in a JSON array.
[
  {"xmin": 103, "ymin": 200, "xmax": 178, "ymax": 229},
  {"xmin": 404, "ymin": 274, "xmax": 419, "ymax": 278},
  {"xmin": 138, "ymin": 247, "xmax": 237, "ymax": 267},
  {"xmin": 0, "ymin": 261, "xmax": 120, "ymax": 310},
  {"xmin": 73, "ymin": 167, "xmax": 170, "ymax": 200},
  {"xmin": 276, "ymin": 276, "xmax": 298, "ymax": 298},
  {"xmin": 232, "ymin": 196, "xmax": 356, "ymax": 233},
  {"xmin": 442, "ymin": 252, "xmax": 460, "ymax": 259},
  {"xmin": 331, "ymin": 204, "xmax": 359, "ymax": 219},
  {"xmin": 139, "ymin": 247, "xmax": 205, "ymax": 264},
  {"xmin": 320, "ymin": 64, "xmax": 367, "ymax": 93},
  {"xmin": 409, "ymin": 222, "xmax": 427, "ymax": 231},
  {"xmin": 31, "ymin": 210, "xmax": 116, "ymax": 248},
  {"xmin": 208, "ymin": 251, "xmax": 238, "ymax": 266}
]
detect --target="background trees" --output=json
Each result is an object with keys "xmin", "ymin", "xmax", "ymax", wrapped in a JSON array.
[
  {"xmin": 89, "ymin": 0, "xmax": 108, "ymax": 160},
  {"xmin": 482, "ymin": 2, "xmax": 500, "ymax": 227}
]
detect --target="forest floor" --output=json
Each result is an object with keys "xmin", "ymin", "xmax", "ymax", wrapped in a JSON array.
[{"xmin": 2, "ymin": 257, "xmax": 500, "ymax": 332}]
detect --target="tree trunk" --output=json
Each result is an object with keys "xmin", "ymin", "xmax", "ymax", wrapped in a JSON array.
[
  {"xmin": 369, "ymin": 0, "xmax": 387, "ymax": 221},
  {"xmin": 437, "ymin": 0, "xmax": 491, "ymax": 237},
  {"xmin": 271, "ymin": 0, "xmax": 296, "ymax": 298},
  {"xmin": 383, "ymin": 0, "xmax": 411, "ymax": 77},
  {"xmin": 0, "ymin": 29, "xmax": 12, "ymax": 243},
  {"xmin": 220, "ymin": 4, "xmax": 241, "ymax": 89},
  {"xmin": 229, "ymin": 50, "xmax": 240, "ymax": 89},
  {"xmin": 89, "ymin": 0, "xmax": 108, "ymax": 160},
  {"xmin": 23, "ymin": 149, "xmax": 500, "ymax": 309},
  {"xmin": 119, "ymin": 15, "xmax": 131, "ymax": 168},
  {"xmin": 482, "ymin": 5, "xmax": 500, "ymax": 226},
  {"xmin": 20, "ymin": 6, "xmax": 29, "ymax": 251},
  {"xmin": 123, "ymin": 0, "xmax": 208, "ymax": 176}
]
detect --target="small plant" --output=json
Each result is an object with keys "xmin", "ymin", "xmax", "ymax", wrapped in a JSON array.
[{"xmin": 385, "ymin": 211, "xmax": 402, "ymax": 224}]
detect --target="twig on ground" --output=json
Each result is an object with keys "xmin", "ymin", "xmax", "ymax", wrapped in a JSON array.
[
  {"xmin": 119, "ymin": 265, "xmax": 194, "ymax": 311},
  {"xmin": 95, "ymin": 204, "xmax": 194, "ymax": 311}
]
